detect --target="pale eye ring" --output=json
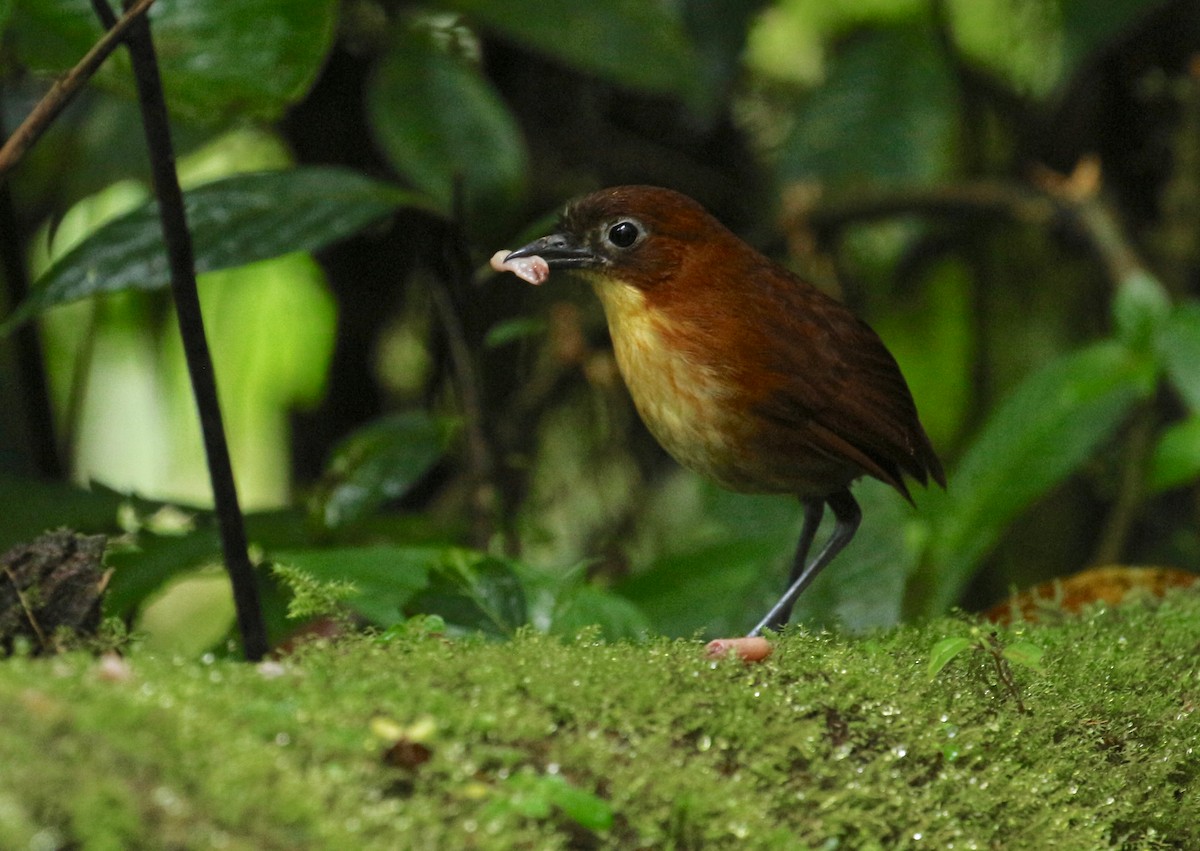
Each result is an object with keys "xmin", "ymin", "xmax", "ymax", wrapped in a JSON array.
[{"xmin": 607, "ymin": 220, "xmax": 640, "ymax": 249}]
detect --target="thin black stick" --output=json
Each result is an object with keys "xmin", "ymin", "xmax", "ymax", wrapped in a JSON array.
[{"xmin": 100, "ymin": 0, "xmax": 267, "ymax": 659}]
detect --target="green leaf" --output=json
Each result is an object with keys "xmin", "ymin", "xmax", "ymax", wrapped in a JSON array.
[
  {"xmin": 1002, "ymin": 639, "xmax": 1046, "ymax": 673},
  {"xmin": 549, "ymin": 585, "xmax": 650, "ymax": 641},
  {"xmin": 617, "ymin": 536, "xmax": 788, "ymax": 639},
  {"xmin": 0, "ymin": 473, "xmax": 125, "ymax": 552},
  {"xmin": 927, "ymin": 636, "xmax": 972, "ymax": 679},
  {"xmin": 104, "ymin": 528, "xmax": 223, "ymax": 617},
  {"xmin": 543, "ymin": 775, "xmax": 614, "ymax": 832},
  {"xmin": 3, "ymin": 168, "xmax": 422, "ymax": 335},
  {"xmin": 489, "ymin": 773, "xmax": 613, "ymax": 832},
  {"xmin": 910, "ymin": 341, "xmax": 1155, "ymax": 617},
  {"xmin": 312, "ymin": 412, "xmax": 457, "ymax": 530},
  {"xmin": 1157, "ymin": 300, "xmax": 1200, "ymax": 411},
  {"xmin": 779, "ymin": 23, "xmax": 957, "ymax": 187},
  {"xmin": 271, "ymin": 546, "xmax": 443, "ymax": 628},
  {"xmin": 447, "ymin": 0, "xmax": 702, "ymax": 102},
  {"xmin": 10, "ymin": 0, "xmax": 338, "ymax": 123},
  {"xmin": 1112, "ymin": 269, "xmax": 1171, "ymax": 350},
  {"xmin": 367, "ymin": 21, "xmax": 527, "ymax": 226},
  {"xmin": 0, "ymin": 0, "xmax": 11, "ymax": 33},
  {"xmin": 1147, "ymin": 416, "xmax": 1200, "ymax": 494},
  {"xmin": 406, "ymin": 551, "xmax": 528, "ymax": 636}
]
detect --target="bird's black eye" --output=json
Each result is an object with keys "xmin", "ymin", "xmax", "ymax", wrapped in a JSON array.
[{"xmin": 607, "ymin": 220, "xmax": 640, "ymax": 249}]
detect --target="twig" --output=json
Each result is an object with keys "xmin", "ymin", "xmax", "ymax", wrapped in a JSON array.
[
  {"xmin": 0, "ymin": 0, "xmax": 158, "ymax": 182},
  {"xmin": 1090, "ymin": 404, "xmax": 1155, "ymax": 566},
  {"xmin": 2, "ymin": 564, "xmax": 49, "ymax": 650},
  {"xmin": 985, "ymin": 633, "xmax": 1028, "ymax": 714},
  {"xmin": 102, "ymin": 0, "xmax": 267, "ymax": 659}
]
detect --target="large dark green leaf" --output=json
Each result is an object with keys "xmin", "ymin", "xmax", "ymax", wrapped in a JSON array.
[
  {"xmin": 779, "ymin": 23, "xmax": 957, "ymax": 187},
  {"xmin": 0, "ymin": 474, "xmax": 125, "ymax": 552},
  {"xmin": 367, "ymin": 21, "xmax": 527, "ymax": 225},
  {"xmin": 617, "ymin": 536, "xmax": 788, "ymax": 639},
  {"xmin": 547, "ymin": 584, "xmax": 650, "ymax": 642},
  {"xmin": 312, "ymin": 411, "xmax": 457, "ymax": 531},
  {"xmin": 11, "ymin": 0, "xmax": 337, "ymax": 123},
  {"xmin": 446, "ymin": 0, "xmax": 702, "ymax": 102},
  {"xmin": 908, "ymin": 340, "xmax": 1156, "ymax": 617},
  {"xmin": 2, "ymin": 168, "xmax": 424, "ymax": 335},
  {"xmin": 406, "ymin": 551, "xmax": 528, "ymax": 637}
]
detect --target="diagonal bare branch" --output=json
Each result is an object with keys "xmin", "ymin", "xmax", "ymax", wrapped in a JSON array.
[{"xmin": 0, "ymin": 0, "xmax": 158, "ymax": 181}]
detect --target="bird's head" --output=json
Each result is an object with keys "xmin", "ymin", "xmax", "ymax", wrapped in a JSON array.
[{"xmin": 505, "ymin": 186, "xmax": 738, "ymax": 294}]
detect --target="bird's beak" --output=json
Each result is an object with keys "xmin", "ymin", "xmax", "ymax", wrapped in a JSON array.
[{"xmin": 505, "ymin": 233, "xmax": 598, "ymax": 269}]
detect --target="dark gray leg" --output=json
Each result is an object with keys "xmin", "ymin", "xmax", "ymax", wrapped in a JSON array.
[{"xmin": 748, "ymin": 489, "xmax": 861, "ymax": 636}]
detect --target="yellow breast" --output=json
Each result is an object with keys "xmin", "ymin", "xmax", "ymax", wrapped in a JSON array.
[{"xmin": 589, "ymin": 277, "xmax": 755, "ymax": 489}]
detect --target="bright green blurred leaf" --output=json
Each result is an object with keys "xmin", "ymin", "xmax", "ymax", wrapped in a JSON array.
[
  {"xmin": 367, "ymin": 20, "xmax": 527, "ymax": 225},
  {"xmin": 137, "ymin": 569, "xmax": 235, "ymax": 655},
  {"xmin": 541, "ymin": 775, "xmax": 614, "ymax": 832},
  {"xmin": 1147, "ymin": 416, "xmax": 1200, "ymax": 494},
  {"xmin": 1157, "ymin": 300, "xmax": 1200, "ymax": 411},
  {"xmin": 11, "ymin": 0, "xmax": 337, "ymax": 123},
  {"xmin": 489, "ymin": 773, "xmax": 612, "ymax": 831},
  {"xmin": 407, "ymin": 551, "xmax": 528, "ymax": 636},
  {"xmin": 3, "ymin": 168, "xmax": 422, "ymax": 335},
  {"xmin": 945, "ymin": 0, "xmax": 1063, "ymax": 95},
  {"xmin": 911, "ymin": 341, "xmax": 1155, "ymax": 617},
  {"xmin": 1112, "ymin": 269, "xmax": 1170, "ymax": 350},
  {"xmin": 447, "ymin": 0, "xmax": 702, "ymax": 103},
  {"xmin": 927, "ymin": 635, "xmax": 972, "ymax": 679},
  {"xmin": 1002, "ymin": 639, "xmax": 1046, "ymax": 673},
  {"xmin": 779, "ymin": 23, "xmax": 957, "ymax": 187},
  {"xmin": 272, "ymin": 546, "xmax": 443, "ymax": 628},
  {"xmin": 313, "ymin": 411, "xmax": 456, "ymax": 530}
]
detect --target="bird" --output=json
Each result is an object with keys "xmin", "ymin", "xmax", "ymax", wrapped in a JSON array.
[{"xmin": 497, "ymin": 185, "xmax": 945, "ymax": 637}]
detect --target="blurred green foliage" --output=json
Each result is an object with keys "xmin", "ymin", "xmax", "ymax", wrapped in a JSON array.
[{"xmin": 1, "ymin": 0, "xmax": 1198, "ymax": 652}]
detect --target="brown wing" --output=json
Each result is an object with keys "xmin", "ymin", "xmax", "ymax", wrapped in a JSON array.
[{"xmin": 740, "ymin": 266, "xmax": 945, "ymax": 501}]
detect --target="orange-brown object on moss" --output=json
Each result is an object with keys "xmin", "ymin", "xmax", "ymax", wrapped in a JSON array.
[
  {"xmin": 705, "ymin": 636, "xmax": 773, "ymax": 663},
  {"xmin": 985, "ymin": 565, "xmax": 1199, "ymax": 624}
]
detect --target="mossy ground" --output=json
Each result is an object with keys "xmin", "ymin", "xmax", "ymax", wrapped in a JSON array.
[{"xmin": 2, "ymin": 591, "xmax": 1198, "ymax": 850}]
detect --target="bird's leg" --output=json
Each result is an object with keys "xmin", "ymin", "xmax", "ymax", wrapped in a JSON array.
[
  {"xmin": 747, "ymin": 488, "xmax": 862, "ymax": 637},
  {"xmin": 754, "ymin": 499, "xmax": 823, "ymax": 633}
]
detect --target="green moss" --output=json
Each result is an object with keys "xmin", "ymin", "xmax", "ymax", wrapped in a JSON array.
[{"xmin": 2, "ymin": 591, "xmax": 1199, "ymax": 849}]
